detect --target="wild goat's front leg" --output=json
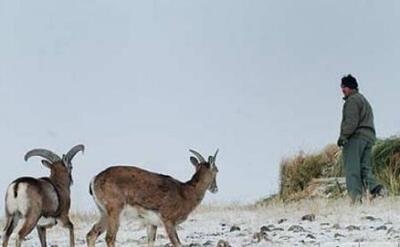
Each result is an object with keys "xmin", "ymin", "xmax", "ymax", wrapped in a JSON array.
[
  {"xmin": 146, "ymin": 224, "xmax": 157, "ymax": 247},
  {"xmin": 163, "ymin": 221, "xmax": 181, "ymax": 247},
  {"xmin": 59, "ymin": 217, "xmax": 75, "ymax": 247},
  {"xmin": 37, "ymin": 226, "xmax": 47, "ymax": 247}
]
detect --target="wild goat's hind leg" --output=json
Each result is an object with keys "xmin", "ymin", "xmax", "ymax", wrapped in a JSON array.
[
  {"xmin": 16, "ymin": 213, "xmax": 40, "ymax": 247},
  {"xmin": 86, "ymin": 215, "xmax": 107, "ymax": 247},
  {"xmin": 105, "ymin": 210, "xmax": 121, "ymax": 247},
  {"xmin": 2, "ymin": 214, "xmax": 18, "ymax": 247}
]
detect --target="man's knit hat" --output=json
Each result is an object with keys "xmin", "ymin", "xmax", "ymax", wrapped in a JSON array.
[{"xmin": 341, "ymin": 74, "xmax": 358, "ymax": 89}]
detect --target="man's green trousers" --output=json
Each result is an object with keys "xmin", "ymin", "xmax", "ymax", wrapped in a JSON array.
[{"xmin": 342, "ymin": 135, "xmax": 380, "ymax": 201}]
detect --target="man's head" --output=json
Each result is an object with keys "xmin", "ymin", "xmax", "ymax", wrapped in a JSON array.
[{"xmin": 341, "ymin": 74, "xmax": 358, "ymax": 96}]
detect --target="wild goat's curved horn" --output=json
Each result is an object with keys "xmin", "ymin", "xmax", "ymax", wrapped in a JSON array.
[
  {"xmin": 64, "ymin": 144, "xmax": 85, "ymax": 163},
  {"xmin": 214, "ymin": 149, "xmax": 219, "ymax": 160},
  {"xmin": 210, "ymin": 149, "xmax": 219, "ymax": 165},
  {"xmin": 24, "ymin": 149, "xmax": 61, "ymax": 163},
  {"xmin": 189, "ymin": 149, "xmax": 206, "ymax": 163}
]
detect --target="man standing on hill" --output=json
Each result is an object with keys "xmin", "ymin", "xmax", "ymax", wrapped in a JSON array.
[{"xmin": 337, "ymin": 74, "xmax": 385, "ymax": 203}]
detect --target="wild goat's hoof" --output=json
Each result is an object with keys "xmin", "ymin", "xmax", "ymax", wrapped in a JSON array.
[{"xmin": 216, "ymin": 240, "xmax": 231, "ymax": 247}]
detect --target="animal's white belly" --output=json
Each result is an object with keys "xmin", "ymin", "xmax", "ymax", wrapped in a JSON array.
[
  {"xmin": 122, "ymin": 205, "xmax": 163, "ymax": 226},
  {"xmin": 37, "ymin": 217, "xmax": 57, "ymax": 227}
]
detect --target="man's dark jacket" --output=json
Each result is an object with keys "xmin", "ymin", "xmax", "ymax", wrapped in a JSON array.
[{"xmin": 339, "ymin": 90, "xmax": 376, "ymax": 143}]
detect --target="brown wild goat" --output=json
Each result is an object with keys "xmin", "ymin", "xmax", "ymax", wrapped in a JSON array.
[
  {"xmin": 86, "ymin": 149, "xmax": 219, "ymax": 247},
  {"xmin": 2, "ymin": 145, "xmax": 84, "ymax": 247}
]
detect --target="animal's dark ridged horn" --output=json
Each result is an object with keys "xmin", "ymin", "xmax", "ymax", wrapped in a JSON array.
[
  {"xmin": 24, "ymin": 149, "xmax": 61, "ymax": 163},
  {"xmin": 64, "ymin": 144, "xmax": 85, "ymax": 163},
  {"xmin": 189, "ymin": 149, "xmax": 206, "ymax": 163},
  {"xmin": 214, "ymin": 149, "xmax": 219, "ymax": 160},
  {"xmin": 209, "ymin": 149, "xmax": 219, "ymax": 166}
]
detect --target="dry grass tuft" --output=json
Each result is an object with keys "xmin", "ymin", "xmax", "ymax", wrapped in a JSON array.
[
  {"xmin": 373, "ymin": 137, "xmax": 400, "ymax": 195},
  {"xmin": 275, "ymin": 136, "xmax": 400, "ymax": 202},
  {"xmin": 278, "ymin": 144, "xmax": 343, "ymax": 201}
]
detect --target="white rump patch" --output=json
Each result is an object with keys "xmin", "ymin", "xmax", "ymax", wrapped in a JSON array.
[
  {"xmin": 6, "ymin": 183, "xmax": 30, "ymax": 215},
  {"xmin": 122, "ymin": 205, "xmax": 163, "ymax": 226}
]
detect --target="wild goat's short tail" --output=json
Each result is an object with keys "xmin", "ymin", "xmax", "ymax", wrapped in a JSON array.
[
  {"xmin": 13, "ymin": 182, "xmax": 19, "ymax": 198},
  {"xmin": 89, "ymin": 177, "xmax": 95, "ymax": 196},
  {"xmin": 89, "ymin": 182, "xmax": 93, "ymax": 196}
]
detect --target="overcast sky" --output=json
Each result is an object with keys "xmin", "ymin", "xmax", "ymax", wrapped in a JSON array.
[{"xmin": 0, "ymin": 1, "xmax": 399, "ymax": 211}]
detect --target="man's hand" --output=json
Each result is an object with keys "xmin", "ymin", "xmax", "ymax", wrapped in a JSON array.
[{"xmin": 337, "ymin": 137, "xmax": 348, "ymax": 147}]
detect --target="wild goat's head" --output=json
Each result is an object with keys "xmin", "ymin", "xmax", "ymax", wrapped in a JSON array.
[
  {"xmin": 189, "ymin": 149, "xmax": 219, "ymax": 193},
  {"xmin": 24, "ymin": 144, "xmax": 85, "ymax": 185}
]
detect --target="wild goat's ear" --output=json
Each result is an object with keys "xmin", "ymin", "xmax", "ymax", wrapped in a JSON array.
[
  {"xmin": 208, "ymin": 156, "xmax": 215, "ymax": 167},
  {"xmin": 62, "ymin": 155, "xmax": 72, "ymax": 169},
  {"xmin": 190, "ymin": 156, "xmax": 200, "ymax": 167},
  {"xmin": 41, "ymin": 160, "xmax": 52, "ymax": 169}
]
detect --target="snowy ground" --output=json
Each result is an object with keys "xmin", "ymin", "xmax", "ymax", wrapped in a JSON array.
[{"xmin": 2, "ymin": 197, "xmax": 400, "ymax": 246}]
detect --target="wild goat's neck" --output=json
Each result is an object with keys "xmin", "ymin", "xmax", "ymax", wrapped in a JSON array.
[
  {"xmin": 49, "ymin": 172, "xmax": 71, "ymax": 192},
  {"xmin": 184, "ymin": 170, "xmax": 211, "ymax": 206}
]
